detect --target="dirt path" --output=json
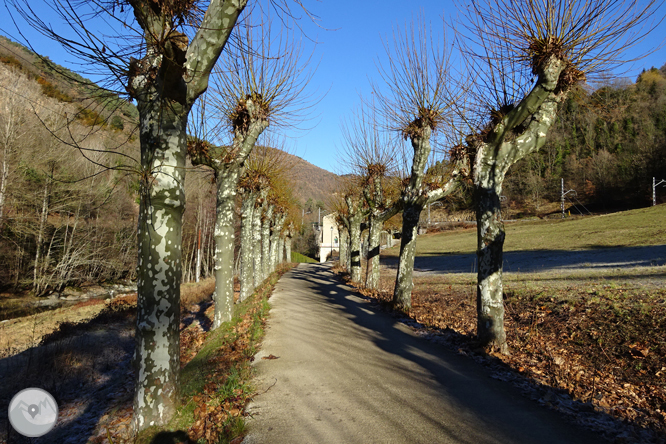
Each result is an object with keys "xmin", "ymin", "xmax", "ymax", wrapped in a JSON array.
[{"xmin": 245, "ymin": 263, "xmax": 608, "ymax": 443}]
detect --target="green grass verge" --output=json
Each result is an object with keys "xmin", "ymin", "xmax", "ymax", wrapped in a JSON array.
[
  {"xmin": 291, "ymin": 251, "xmax": 318, "ymax": 263},
  {"xmin": 384, "ymin": 205, "xmax": 666, "ymax": 257},
  {"xmin": 135, "ymin": 264, "xmax": 292, "ymax": 444}
]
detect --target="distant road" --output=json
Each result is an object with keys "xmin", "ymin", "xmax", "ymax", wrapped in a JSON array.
[{"xmin": 244, "ymin": 264, "xmax": 608, "ymax": 444}]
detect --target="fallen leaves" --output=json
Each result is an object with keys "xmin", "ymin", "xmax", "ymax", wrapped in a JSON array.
[{"xmin": 362, "ymin": 272, "xmax": 666, "ymax": 440}]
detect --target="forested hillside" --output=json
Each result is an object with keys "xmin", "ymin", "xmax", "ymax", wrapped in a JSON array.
[
  {"xmin": 0, "ymin": 37, "xmax": 340, "ymax": 294},
  {"xmin": 505, "ymin": 64, "xmax": 666, "ymax": 213}
]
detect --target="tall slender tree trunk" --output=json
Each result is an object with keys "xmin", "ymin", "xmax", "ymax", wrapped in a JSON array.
[
  {"xmin": 240, "ymin": 192, "xmax": 256, "ymax": 301},
  {"xmin": 338, "ymin": 224, "xmax": 349, "ymax": 271},
  {"xmin": 262, "ymin": 204, "xmax": 273, "ymax": 278},
  {"xmin": 133, "ymin": 102, "xmax": 187, "ymax": 431},
  {"xmin": 252, "ymin": 200, "xmax": 264, "ymax": 288},
  {"xmin": 212, "ymin": 166, "xmax": 240, "ymax": 328},
  {"xmin": 33, "ymin": 171, "xmax": 51, "ymax": 293},
  {"xmin": 393, "ymin": 202, "xmax": 422, "ymax": 310},
  {"xmin": 285, "ymin": 234, "xmax": 292, "ymax": 263},
  {"xmin": 365, "ymin": 214, "xmax": 382, "ymax": 289},
  {"xmin": 392, "ymin": 130, "xmax": 431, "ymax": 310},
  {"xmin": 278, "ymin": 235, "xmax": 285, "ymax": 264},
  {"xmin": 349, "ymin": 215, "xmax": 362, "ymax": 282},
  {"xmin": 0, "ymin": 151, "xmax": 8, "ymax": 225},
  {"xmin": 475, "ymin": 185, "xmax": 507, "ymax": 353},
  {"xmin": 269, "ymin": 213, "xmax": 285, "ymax": 272}
]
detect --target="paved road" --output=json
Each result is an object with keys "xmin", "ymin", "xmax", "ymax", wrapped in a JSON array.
[{"xmin": 244, "ymin": 263, "xmax": 608, "ymax": 444}]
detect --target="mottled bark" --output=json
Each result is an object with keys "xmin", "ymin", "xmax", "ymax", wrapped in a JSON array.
[
  {"xmin": 269, "ymin": 213, "xmax": 286, "ymax": 272},
  {"xmin": 393, "ymin": 130, "xmax": 431, "ymax": 310},
  {"xmin": 474, "ymin": 56, "xmax": 565, "ymax": 354},
  {"xmin": 133, "ymin": 100, "xmax": 187, "ymax": 431},
  {"xmin": 364, "ymin": 174, "xmax": 400, "ymax": 290},
  {"xmin": 210, "ymin": 166, "xmax": 239, "ymax": 328},
  {"xmin": 240, "ymin": 192, "xmax": 256, "ymax": 301},
  {"xmin": 278, "ymin": 235, "xmax": 285, "ymax": 264},
  {"xmin": 338, "ymin": 224, "xmax": 349, "ymax": 271},
  {"xmin": 393, "ymin": 128, "xmax": 467, "ymax": 310},
  {"xmin": 252, "ymin": 197, "xmax": 264, "ymax": 288},
  {"xmin": 127, "ymin": 0, "xmax": 249, "ymax": 432},
  {"xmin": 345, "ymin": 195, "xmax": 367, "ymax": 283},
  {"xmin": 262, "ymin": 204, "xmax": 274, "ymax": 279},
  {"xmin": 365, "ymin": 207, "xmax": 399, "ymax": 289},
  {"xmin": 348, "ymin": 215, "xmax": 362, "ymax": 282},
  {"xmin": 393, "ymin": 203, "xmax": 421, "ymax": 310},
  {"xmin": 190, "ymin": 107, "xmax": 268, "ymax": 326}
]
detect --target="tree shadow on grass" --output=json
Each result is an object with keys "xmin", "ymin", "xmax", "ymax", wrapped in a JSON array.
[
  {"xmin": 0, "ymin": 306, "xmax": 136, "ymax": 444},
  {"xmin": 381, "ymin": 244, "xmax": 666, "ymax": 274}
]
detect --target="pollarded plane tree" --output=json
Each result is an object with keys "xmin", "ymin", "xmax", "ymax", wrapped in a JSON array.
[
  {"xmin": 339, "ymin": 101, "xmax": 401, "ymax": 290},
  {"xmin": 373, "ymin": 18, "xmax": 471, "ymax": 311},
  {"xmin": 9, "ymin": 0, "xmax": 312, "ymax": 431},
  {"xmin": 269, "ymin": 185, "xmax": 293, "ymax": 270},
  {"xmin": 188, "ymin": 11, "xmax": 313, "ymax": 324},
  {"xmin": 340, "ymin": 175, "xmax": 370, "ymax": 283},
  {"xmin": 236, "ymin": 142, "xmax": 294, "ymax": 299},
  {"xmin": 457, "ymin": 0, "xmax": 663, "ymax": 353}
]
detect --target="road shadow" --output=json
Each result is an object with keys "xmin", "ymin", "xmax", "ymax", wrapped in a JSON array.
[
  {"xmin": 281, "ymin": 263, "xmax": 657, "ymax": 443},
  {"xmin": 381, "ymin": 244, "xmax": 666, "ymax": 274}
]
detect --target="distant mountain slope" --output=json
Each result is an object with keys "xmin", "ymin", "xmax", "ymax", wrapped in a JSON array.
[{"xmin": 284, "ymin": 154, "xmax": 339, "ymax": 208}]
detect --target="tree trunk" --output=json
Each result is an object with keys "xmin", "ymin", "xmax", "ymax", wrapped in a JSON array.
[
  {"xmin": 366, "ymin": 213, "xmax": 383, "ymax": 289},
  {"xmin": 349, "ymin": 214, "xmax": 362, "ymax": 282},
  {"xmin": 0, "ymin": 151, "xmax": 8, "ymax": 225},
  {"xmin": 269, "ymin": 213, "xmax": 285, "ymax": 272},
  {"xmin": 475, "ymin": 185, "xmax": 507, "ymax": 353},
  {"xmin": 278, "ymin": 235, "xmax": 285, "ymax": 264},
  {"xmin": 285, "ymin": 234, "xmax": 292, "ymax": 263},
  {"xmin": 338, "ymin": 224, "xmax": 349, "ymax": 271},
  {"xmin": 262, "ymin": 205, "xmax": 273, "ymax": 279},
  {"xmin": 212, "ymin": 166, "xmax": 240, "ymax": 328},
  {"xmin": 392, "ymin": 202, "xmax": 422, "ymax": 310},
  {"xmin": 132, "ymin": 102, "xmax": 187, "ymax": 431},
  {"xmin": 33, "ymin": 171, "xmax": 51, "ymax": 293},
  {"xmin": 252, "ymin": 200, "xmax": 263, "ymax": 288},
  {"xmin": 473, "ymin": 56, "xmax": 565, "ymax": 354},
  {"xmin": 392, "ymin": 129, "xmax": 431, "ymax": 311},
  {"xmin": 240, "ymin": 192, "xmax": 256, "ymax": 301}
]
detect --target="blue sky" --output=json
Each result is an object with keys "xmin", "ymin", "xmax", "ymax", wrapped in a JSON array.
[{"xmin": 2, "ymin": 0, "xmax": 665, "ymax": 174}]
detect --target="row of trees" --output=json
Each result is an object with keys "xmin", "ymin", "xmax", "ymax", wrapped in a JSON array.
[
  {"xmin": 334, "ymin": 0, "xmax": 661, "ymax": 356},
  {"xmin": 8, "ymin": 0, "xmax": 312, "ymax": 433}
]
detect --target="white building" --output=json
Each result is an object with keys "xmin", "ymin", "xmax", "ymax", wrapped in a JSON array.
[{"xmin": 318, "ymin": 213, "xmax": 339, "ymax": 262}]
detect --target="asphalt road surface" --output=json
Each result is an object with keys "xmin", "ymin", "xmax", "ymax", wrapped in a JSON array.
[{"xmin": 244, "ymin": 263, "xmax": 608, "ymax": 444}]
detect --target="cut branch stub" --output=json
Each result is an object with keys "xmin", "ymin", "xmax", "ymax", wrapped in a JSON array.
[
  {"xmin": 230, "ymin": 93, "xmax": 270, "ymax": 134},
  {"xmin": 527, "ymin": 37, "xmax": 585, "ymax": 92},
  {"xmin": 401, "ymin": 107, "xmax": 442, "ymax": 140}
]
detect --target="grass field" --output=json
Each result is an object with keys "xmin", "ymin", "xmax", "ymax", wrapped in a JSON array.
[
  {"xmin": 291, "ymin": 251, "xmax": 318, "ymax": 263},
  {"xmin": 383, "ymin": 205, "xmax": 666, "ymax": 257}
]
